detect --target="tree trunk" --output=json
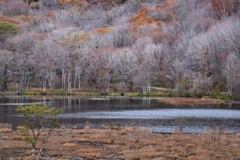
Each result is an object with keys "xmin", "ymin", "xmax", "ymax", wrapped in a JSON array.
[
  {"xmin": 120, "ymin": 81, "xmax": 125, "ymax": 96},
  {"xmin": 74, "ymin": 66, "xmax": 81, "ymax": 90},
  {"xmin": 106, "ymin": 81, "xmax": 109, "ymax": 94},
  {"xmin": 67, "ymin": 73, "xmax": 72, "ymax": 95},
  {"xmin": 31, "ymin": 147, "xmax": 35, "ymax": 160},
  {"xmin": 47, "ymin": 70, "xmax": 55, "ymax": 89},
  {"xmin": 62, "ymin": 67, "xmax": 66, "ymax": 90},
  {"xmin": 142, "ymin": 86, "xmax": 146, "ymax": 95},
  {"xmin": 1, "ymin": 64, "xmax": 7, "ymax": 92},
  {"xmin": 42, "ymin": 78, "xmax": 46, "ymax": 93}
]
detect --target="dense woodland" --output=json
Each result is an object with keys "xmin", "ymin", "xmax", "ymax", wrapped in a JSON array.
[{"xmin": 0, "ymin": 0, "xmax": 240, "ymax": 97}]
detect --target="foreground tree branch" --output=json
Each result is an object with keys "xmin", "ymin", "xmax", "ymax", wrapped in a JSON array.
[{"xmin": 17, "ymin": 104, "xmax": 63, "ymax": 160}]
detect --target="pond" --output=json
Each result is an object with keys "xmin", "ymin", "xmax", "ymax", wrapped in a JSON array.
[{"xmin": 0, "ymin": 95, "xmax": 240, "ymax": 133}]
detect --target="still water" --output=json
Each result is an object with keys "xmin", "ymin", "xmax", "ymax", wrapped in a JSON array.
[{"xmin": 0, "ymin": 95, "xmax": 240, "ymax": 133}]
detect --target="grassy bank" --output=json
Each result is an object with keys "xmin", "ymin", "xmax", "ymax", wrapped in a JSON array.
[
  {"xmin": 0, "ymin": 125, "xmax": 240, "ymax": 160},
  {"xmin": 3, "ymin": 88, "xmax": 234, "ymax": 105},
  {"xmin": 21, "ymin": 88, "xmax": 103, "ymax": 96},
  {"xmin": 20, "ymin": 88, "xmax": 164, "ymax": 97}
]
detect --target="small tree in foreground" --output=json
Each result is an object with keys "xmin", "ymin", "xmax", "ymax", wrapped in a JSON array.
[{"xmin": 17, "ymin": 104, "xmax": 63, "ymax": 160}]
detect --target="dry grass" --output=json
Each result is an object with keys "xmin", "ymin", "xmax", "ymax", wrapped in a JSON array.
[
  {"xmin": 162, "ymin": 97, "xmax": 224, "ymax": 105},
  {"xmin": 0, "ymin": 128, "xmax": 12, "ymax": 133},
  {"xmin": 0, "ymin": 127, "xmax": 240, "ymax": 159},
  {"xmin": 17, "ymin": 126, "xmax": 25, "ymax": 131},
  {"xmin": 62, "ymin": 142, "xmax": 77, "ymax": 148},
  {"xmin": 12, "ymin": 135, "xmax": 25, "ymax": 141}
]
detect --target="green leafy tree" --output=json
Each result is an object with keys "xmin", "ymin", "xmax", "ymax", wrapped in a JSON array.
[
  {"xmin": 0, "ymin": 22, "xmax": 17, "ymax": 42},
  {"xmin": 17, "ymin": 104, "xmax": 63, "ymax": 160}
]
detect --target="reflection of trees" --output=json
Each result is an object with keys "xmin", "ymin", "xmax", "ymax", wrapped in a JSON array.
[{"xmin": 143, "ymin": 97, "xmax": 151, "ymax": 108}]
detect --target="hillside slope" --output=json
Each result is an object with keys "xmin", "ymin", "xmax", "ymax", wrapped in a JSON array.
[{"xmin": 0, "ymin": 0, "xmax": 240, "ymax": 97}]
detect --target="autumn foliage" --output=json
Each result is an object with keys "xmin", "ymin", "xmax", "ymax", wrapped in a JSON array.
[
  {"xmin": 0, "ymin": 0, "xmax": 239, "ymax": 97},
  {"xmin": 211, "ymin": 0, "xmax": 240, "ymax": 19},
  {"xmin": 93, "ymin": 27, "xmax": 113, "ymax": 35}
]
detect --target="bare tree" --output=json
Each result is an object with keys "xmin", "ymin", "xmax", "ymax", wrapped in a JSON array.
[
  {"xmin": 223, "ymin": 52, "xmax": 240, "ymax": 97},
  {"xmin": 0, "ymin": 50, "xmax": 13, "ymax": 92},
  {"xmin": 6, "ymin": 33, "xmax": 38, "ymax": 93},
  {"xmin": 114, "ymin": 48, "xmax": 137, "ymax": 95},
  {"xmin": 1, "ymin": 0, "xmax": 29, "ymax": 16}
]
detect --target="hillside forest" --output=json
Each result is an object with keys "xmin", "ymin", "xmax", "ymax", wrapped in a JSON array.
[{"xmin": 0, "ymin": 0, "xmax": 240, "ymax": 97}]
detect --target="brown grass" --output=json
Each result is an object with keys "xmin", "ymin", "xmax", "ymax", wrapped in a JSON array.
[
  {"xmin": 62, "ymin": 142, "xmax": 77, "ymax": 148},
  {"xmin": 0, "ymin": 128, "xmax": 12, "ymax": 133},
  {"xmin": 1, "ymin": 127, "xmax": 240, "ymax": 159},
  {"xmin": 162, "ymin": 97, "xmax": 224, "ymax": 105},
  {"xmin": 12, "ymin": 136, "xmax": 25, "ymax": 141}
]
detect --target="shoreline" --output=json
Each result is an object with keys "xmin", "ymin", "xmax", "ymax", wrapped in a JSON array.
[{"xmin": 1, "ymin": 88, "xmax": 234, "ymax": 105}]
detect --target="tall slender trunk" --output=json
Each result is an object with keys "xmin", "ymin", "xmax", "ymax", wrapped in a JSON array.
[
  {"xmin": 147, "ymin": 79, "xmax": 151, "ymax": 93},
  {"xmin": 20, "ymin": 71, "xmax": 25, "ymax": 92},
  {"xmin": 142, "ymin": 86, "xmax": 146, "ymax": 95},
  {"xmin": 67, "ymin": 73, "xmax": 72, "ymax": 95},
  {"xmin": 1, "ymin": 64, "xmax": 7, "ymax": 92},
  {"xmin": 62, "ymin": 67, "xmax": 66, "ymax": 90},
  {"xmin": 74, "ymin": 66, "xmax": 81, "ymax": 90},
  {"xmin": 78, "ymin": 74, "xmax": 81, "ymax": 89},
  {"xmin": 120, "ymin": 81, "xmax": 125, "ymax": 95},
  {"xmin": 31, "ymin": 146, "xmax": 35, "ymax": 160},
  {"xmin": 106, "ymin": 81, "xmax": 109, "ymax": 94},
  {"xmin": 47, "ymin": 70, "xmax": 55, "ymax": 89},
  {"xmin": 74, "ymin": 71, "xmax": 77, "ymax": 89},
  {"xmin": 42, "ymin": 78, "xmax": 46, "ymax": 93}
]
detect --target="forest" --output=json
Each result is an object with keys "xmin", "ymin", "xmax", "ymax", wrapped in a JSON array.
[{"xmin": 0, "ymin": 0, "xmax": 240, "ymax": 98}]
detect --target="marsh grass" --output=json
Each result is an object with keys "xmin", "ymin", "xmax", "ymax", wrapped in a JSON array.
[
  {"xmin": 0, "ymin": 128, "xmax": 12, "ymax": 133},
  {"xmin": 1, "ymin": 125, "xmax": 240, "ymax": 159},
  {"xmin": 0, "ymin": 124, "xmax": 12, "ymax": 134},
  {"xmin": 21, "ymin": 88, "xmax": 160, "ymax": 97},
  {"xmin": 22, "ymin": 88, "xmax": 102, "ymax": 96}
]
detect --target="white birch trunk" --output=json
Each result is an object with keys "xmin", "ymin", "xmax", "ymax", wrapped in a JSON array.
[
  {"xmin": 62, "ymin": 67, "xmax": 65, "ymax": 90},
  {"xmin": 67, "ymin": 73, "xmax": 72, "ymax": 95},
  {"xmin": 31, "ymin": 148, "xmax": 35, "ymax": 160},
  {"xmin": 42, "ymin": 78, "xmax": 46, "ymax": 93}
]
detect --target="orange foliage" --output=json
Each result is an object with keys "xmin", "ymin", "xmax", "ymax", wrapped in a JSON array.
[
  {"xmin": 78, "ymin": 33, "xmax": 90, "ymax": 42},
  {"xmin": 17, "ymin": 14, "xmax": 45, "ymax": 25},
  {"xmin": 0, "ymin": 16, "xmax": 20, "ymax": 24},
  {"xmin": 61, "ymin": 0, "xmax": 89, "ymax": 7},
  {"xmin": 129, "ymin": 0, "xmax": 176, "ymax": 30},
  {"xmin": 132, "ymin": 16, "xmax": 156, "ymax": 26},
  {"xmin": 0, "ymin": 0, "xmax": 5, "ymax": 5},
  {"xmin": 77, "ymin": 0, "xmax": 89, "ymax": 8},
  {"xmin": 129, "ymin": 8, "xmax": 156, "ymax": 28},
  {"xmin": 18, "ymin": 15, "xmax": 31, "ymax": 21},
  {"xmin": 93, "ymin": 27, "xmax": 113, "ymax": 35},
  {"xmin": 46, "ymin": 10, "xmax": 56, "ymax": 20}
]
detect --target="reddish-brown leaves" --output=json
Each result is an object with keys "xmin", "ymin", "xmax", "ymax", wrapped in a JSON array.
[
  {"xmin": 211, "ymin": 0, "xmax": 240, "ymax": 19},
  {"xmin": 93, "ymin": 27, "xmax": 113, "ymax": 35}
]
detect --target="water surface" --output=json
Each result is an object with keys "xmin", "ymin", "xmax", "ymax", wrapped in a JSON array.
[{"xmin": 0, "ymin": 95, "xmax": 240, "ymax": 133}]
